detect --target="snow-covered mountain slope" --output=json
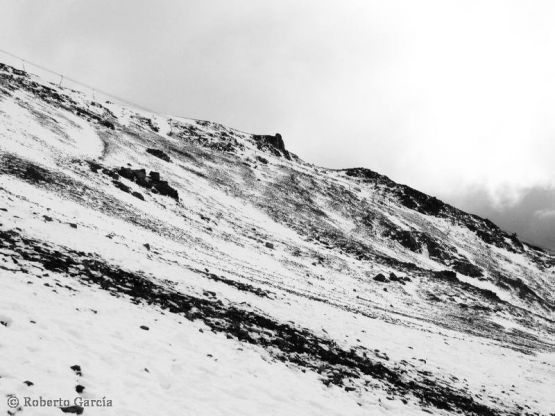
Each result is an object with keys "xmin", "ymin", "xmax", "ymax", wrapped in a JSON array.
[{"xmin": 0, "ymin": 61, "xmax": 554, "ymax": 416}]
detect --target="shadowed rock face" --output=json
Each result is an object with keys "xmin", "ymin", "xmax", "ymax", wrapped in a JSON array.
[
  {"xmin": 252, "ymin": 133, "xmax": 290, "ymax": 158},
  {"xmin": 254, "ymin": 133, "xmax": 285, "ymax": 151},
  {"xmin": 342, "ymin": 167, "xmax": 546, "ymax": 257}
]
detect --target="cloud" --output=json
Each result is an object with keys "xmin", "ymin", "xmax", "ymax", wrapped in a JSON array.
[
  {"xmin": 1, "ymin": 0, "xmax": 554, "ymax": 247},
  {"xmin": 448, "ymin": 185, "xmax": 555, "ymax": 250},
  {"xmin": 535, "ymin": 209, "xmax": 555, "ymax": 220}
]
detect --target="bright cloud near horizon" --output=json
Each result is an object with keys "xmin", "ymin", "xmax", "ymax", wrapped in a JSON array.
[{"xmin": 1, "ymin": 0, "xmax": 554, "ymax": 248}]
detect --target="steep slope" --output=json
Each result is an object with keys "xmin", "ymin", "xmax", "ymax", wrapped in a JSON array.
[{"xmin": 0, "ymin": 62, "xmax": 554, "ymax": 416}]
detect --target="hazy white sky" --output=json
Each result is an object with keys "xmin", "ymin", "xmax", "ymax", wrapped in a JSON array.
[{"xmin": 1, "ymin": 0, "xmax": 554, "ymax": 248}]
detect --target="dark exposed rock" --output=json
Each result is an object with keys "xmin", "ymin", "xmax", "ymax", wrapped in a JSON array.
[
  {"xmin": 116, "ymin": 167, "xmax": 179, "ymax": 200},
  {"xmin": 140, "ymin": 325, "xmax": 149, "ymax": 331},
  {"xmin": 373, "ymin": 273, "xmax": 388, "ymax": 282},
  {"xmin": 383, "ymin": 228, "xmax": 484, "ymax": 278},
  {"xmin": 420, "ymin": 234, "xmax": 451, "ymax": 262},
  {"xmin": 137, "ymin": 117, "xmax": 159, "ymax": 133},
  {"xmin": 23, "ymin": 380, "xmax": 34, "ymax": 386},
  {"xmin": 509, "ymin": 233, "xmax": 524, "ymax": 250},
  {"xmin": 265, "ymin": 242, "xmax": 275, "ymax": 249},
  {"xmin": 253, "ymin": 133, "xmax": 290, "ymax": 158},
  {"xmin": 75, "ymin": 385, "xmax": 85, "ymax": 394},
  {"xmin": 344, "ymin": 168, "xmax": 395, "ymax": 187},
  {"xmin": 432, "ymin": 270, "xmax": 503, "ymax": 304},
  {"xmin": 131, "ymin": 191, "xmax": 145, "ymax": 200},
  {"xmin": 103, "ymin": 168, "xmax": 119, "ymax": 180},
  {"xmin": 60, "ymin": 405, "xmax": 84, "ymax": 415},
  {"xmin": 87, "ymin": 161, "xmax": 101, "ymax": 173},
  {"xmin": 118, "ymin": 168, "xmax": 148, "ymax": 187},
  {"xmin": 398, "ymin": 187, "xmax": 445, "ymax": 216},
  {"xmin": 113, "ymin": 180, "xmax": 131, "ymax": 193},
  {"xmin": 24, "ymin": 165, "xmax": 48, "ymax": 183},
  {"xmin": 99, "ymin": 119, "xmax": 115, "ymax": 130},
  {"xmin": 197, "ymin": 269, "xmax": 272, "ymax": 298},
  {"xmin": 153, "ymin": 180, "xmax": 179, "ymax": 200},
  {"xmin": 389, "ymin": 230, "xmax": 421, "ymax": 252},
  {"xmin": 1, "ymin": 65, "xmax": 118, "ymax": 132},
  {"xmin": 452, "ymin": 260, "xmax": 483, "ymax": 278},
  {"xmin": 388, "ymin": 273, "xmax": 402, "ymax": 283},
  {"xmin": 146, "ymin": 148, "xmax": 171, "ymax": 162},
  {"xmin": 169, "ymin": 121, "xmax": 245, "ymax": 153},
  {"xmin": 434, "ymin": 270, "xmax": 458, "ymax": 283},
  {"xmin": 70, "ymin": 365, "xmax": 82, "ymax": 376},
  {"xmin": 253, "ymin": 133, "xmax": 285, "ymax": 151},
  {"xmin": 0, "ymin": 62, "xmax": 28, "ymax": 77}
]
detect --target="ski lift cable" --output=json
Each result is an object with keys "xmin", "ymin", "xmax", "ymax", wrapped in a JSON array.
[{"xmin": 0, "ymin": 47, "xmax": 160, "ymax": 115}]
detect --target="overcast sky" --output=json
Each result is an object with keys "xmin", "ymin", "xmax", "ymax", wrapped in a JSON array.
[{"xmin": 1, "ymin": 0, "xmax": 554, "ymax": 249}]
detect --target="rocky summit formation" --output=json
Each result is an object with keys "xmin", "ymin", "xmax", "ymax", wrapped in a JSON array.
[{"xmin": 0, "ymin": 61, "xmax": 554, "ymax": 416}]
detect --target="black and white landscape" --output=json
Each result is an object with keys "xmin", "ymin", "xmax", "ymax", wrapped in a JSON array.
[{"xmin": 0, "ymin": 60, "xmax": 554, "ymax": 415}]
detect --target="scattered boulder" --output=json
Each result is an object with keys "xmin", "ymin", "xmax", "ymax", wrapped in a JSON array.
[
  {"xmin": 118, "ymin": 168, "xmax": 149, "ymax": 187},
  {"xmin": 373, "ymin": 273, "xmax": 388, "ymax": 282},
  {"xmin": 23, "ymin": 380, "xmax": 34, "ymax": 386},
  {"xmin": 140, "ymin": 325, "xmax": 149, "ymax": 331},
  {"xmin": 60, "ymin": 405, "xmax": 84, "ymax": 415},
  {"xmin": 389, "ymin": 273, "xmax": 400, "ymax": 281},
  {"xmin": 265, "ymin": 242, "xmax": 275, "ymax": 249},
  {"xmin": 117, "ymin": 167, "xmax": 179, "ymax": 200},
  {"xmin": 103, "ymin": 168, "xmax": 119, "ymax": 180},
  {"xmin": 75, "ymin": 385, "xmax": 85, "ymax": 394},
  {"xmin": 152, "ymin": 180, "xmax": 179, "ymax": 200},
  {"xmin": 70, "ymin": 365, "xmax": 82, "ymax": 376}
]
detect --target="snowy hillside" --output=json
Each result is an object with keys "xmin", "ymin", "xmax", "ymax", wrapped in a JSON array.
[{"xmin": 0, "ymin": 61, "xmax": 554, "ymax": 416}]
